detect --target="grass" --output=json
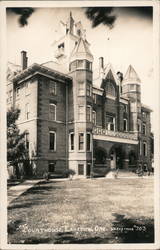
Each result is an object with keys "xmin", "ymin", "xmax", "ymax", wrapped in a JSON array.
[{"xmin": 8, "ymin": 177, "xmax": 154, "ymax": 244}]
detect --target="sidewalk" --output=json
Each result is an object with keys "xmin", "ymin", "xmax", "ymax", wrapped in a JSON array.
[{"xmin": 7, "ymin": 179, "xmax": 42, "ymax": 206}]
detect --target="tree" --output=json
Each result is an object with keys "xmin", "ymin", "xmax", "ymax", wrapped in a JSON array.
[
  {"xmin": 84, "ymin": 7, "xmax": 116, "ymax": 28},
  {"xmin": 7, "ymin": 107, "xmax": 29, "ymax": 178}
]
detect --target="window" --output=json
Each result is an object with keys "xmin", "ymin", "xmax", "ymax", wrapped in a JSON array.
[
  {"xmin": 123, "ymin": 105, "xmax": 127, "ymax": 112},
  {"xmin": 86, "ymin": 133, "xmax": 91, "ymax": 151},
  {"xmin": 87, "ymin": 82, "xmax": 92, "ymax": 96},
  {"xmin": 86, "ymin": 60, "xmax": 92, "ymax": 71},
  {"xmin": 79, "ymin": 133, "xmax": 84, "ymax": 151},
  {"xmin": 142, "ymin": 112, "xmax": 146, "ymax": 119},
  {"xmin": 48, "ymin": 162, "xmax": 55, "ymax": 172},
  {"xmin": 25, "ymin": 82, "xmax": 29, "ymax": 95},
  {"xmin": 78, "ymin": 164, "xmax": 84, "ymax": 175},
  {"xmin": 78, "ymin": 105, "xmax": 84, "ymax": 121},
  {"xmin": 106, "ymin": 115, "xmax": 115, "ymax": 131},
  {"xmin": 25, "ymin": 132, "xmax": 29, "ymax": 150},
  {"xmin": 49, "ymin": 103, "xmax": 56, "ymax": 121},
  {"xmin": 123, "ymin": 119, "xmax": 127, "ymax": 131},
  {"xmin": 69, "ymin": 133, "xmax": 74, "ymax": 151},
  {"xmin": 70, "ymin": 61, "xmax": 77, "ymax": 71},
  {"xmin": 49, "ymin": 131, "xmax": 56, "ymax": 151},
  {"xmin": 77, "ymin": 60, "xmax": 84, "ymax": 68},
  {"xmin": 142, "ymin": 124, "xmax": 146, "ymax": 135},
  {"xmin": 92, "ymin": 111, "xmax": 96, "ymax": 125},
  {"xmin": 93, "ymin": 93, "xmax": 96, "ymax": 103},
  {"xmin": 78, "ymin": 81, "xmax": 85, "ymax": 96},
  {"xmin": 106, "ymin": 82, "xmax": 115, "ymax": 96},
  {"xmin": 86, "ymin": 105, "xmax": 92, "ymax": 122},
  {"xmin": 25, "ymin": 103, "xmax": 29, "ymax": 120},
  {"xmin": 49, "ymin": 80, "xmax": 56, "ymax": 96},
  {"xmin": 143, "ymin": 142, "xmax": 147, "ymax": 156},
  {"xmin": 130, "ymin": 85, "xmax": 135, "ymax": 91}
]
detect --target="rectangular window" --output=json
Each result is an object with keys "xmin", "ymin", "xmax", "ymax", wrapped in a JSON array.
[
  {"xmin": 49, "ymin": 103, "xmax": 56, "ymax": 121},
  {"xmin": 78, "ymin": 164, "xmax": 84, "ymax": 175},
  {"xmin": 143, "ymin": 142, "xmax": 147, "ymax": 156},
  {"xmin": 86, "ymin": 133, "xmax": 91, "ymax": 151},
  {"xmin": 79, "ymin": 133, "xmax": 84, "ymax": 151},
  {"xmin": 123, "ymin": 119, "xmax": 127, "ymax": 131},
  {"xmin": 92, "ymin": 111, "xmax": 96, "ymax": 125},
  {"xmin": 78, "ymin": 105, "xmax": 84, "ymax": 121},
  {"xmin": 49, "ymin": 162, "xmax": 55, "ymax": 172},
  {"xmin": 106, "ymin": 115, "xmax": 115, "ymax": 131},
  {"xmin": 86, "ymin": 106, "xmax": 92, "ymax": 122},
  {"xmin": 69, "ymin": 133, "xmax": 74, "ymax": 151},
  {"xmin": 49, "ymin": 80, "xmax": 56, "ymax": 96},
  {"xmin": 78, "ymin": 81, "xmax": 85, "ymax": 96},
  {"xmin": 142, "ymin": 124, "xmax": 146, "ymax": 135},
  {"xmin": 25, "ymin": 103, "xmax": 29, "ymax": 120},
  {"xmin": 49, "ymin": 131, "xmax": 56, "ymax": 151}
]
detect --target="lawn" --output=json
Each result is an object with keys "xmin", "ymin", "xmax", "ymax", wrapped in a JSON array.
[{"xmin": 8, "ymin": 177, "xmax": 154, "ymax": 244}]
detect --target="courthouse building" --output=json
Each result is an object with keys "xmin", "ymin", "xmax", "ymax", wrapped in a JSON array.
[{"xmin": 7, "ymin": 13, "xmax": 153, "ymax": 177}]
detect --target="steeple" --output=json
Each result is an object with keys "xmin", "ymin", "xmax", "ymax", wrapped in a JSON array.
[
  {"xmin": 70, "ymin": 37, "xmax": 93, "ymax": 63},
  {"xmin": 123, "ymin": 65, "xmax": 141, "ymax": 85}
]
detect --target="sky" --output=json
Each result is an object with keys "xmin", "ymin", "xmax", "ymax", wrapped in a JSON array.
[{"xmin": 6, "ymin": 7, "xmax": 155, "ymax": 130}]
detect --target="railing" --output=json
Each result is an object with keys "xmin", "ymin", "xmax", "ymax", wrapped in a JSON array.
[{"xmin": 93, "ymin": 127, "xmax": 138, "ymax": 141}]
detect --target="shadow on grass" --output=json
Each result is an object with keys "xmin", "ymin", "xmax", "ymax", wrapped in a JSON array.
[
  {"xmin": 8, "ymin": 219, "xmax": 23, "ymax": 235},
  {"xmin": 111, "ymin": 213, "xmax": 154, "ymax": 243}
]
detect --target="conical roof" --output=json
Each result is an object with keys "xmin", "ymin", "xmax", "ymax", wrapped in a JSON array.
[
  {"xmin": 123, "ymin": 65, "xmax": 141, "ymax": 84},
  {"xmin": 70, "ymin": 37, "xmax": 93, "ymax": 62}
]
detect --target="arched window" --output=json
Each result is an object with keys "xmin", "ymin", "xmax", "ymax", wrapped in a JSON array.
[{"xmin": 106, "ymin": 82, "xmax": 115, "ymax": 96}]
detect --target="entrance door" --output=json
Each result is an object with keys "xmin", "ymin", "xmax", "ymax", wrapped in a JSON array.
[
  {"xmin": 110, "ymin": 151, "xmax": 116, "ymax": 169},
  {"xmin": 86, "ymin": 163, "xmax": 91, "ymax": 176}
]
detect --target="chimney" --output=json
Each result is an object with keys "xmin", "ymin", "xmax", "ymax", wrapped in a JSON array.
[
  {"xmin": 99, "ymin": 57, "xmax": 104, "ymax": 69},
  {"xmin": 99, "ymin": 57, "xmax": 104, "ymax": 79},
  {"xmin": 21, "ymin": 51, "xmax": 28, "ymax": 70}
]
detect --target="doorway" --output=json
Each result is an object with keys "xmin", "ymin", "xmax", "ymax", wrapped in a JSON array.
[{"xmin": 86, "ymin": 163, "xmax": 91, "ymax": 176}]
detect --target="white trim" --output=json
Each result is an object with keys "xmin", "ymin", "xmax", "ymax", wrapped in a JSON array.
[
  {"xmin": 106, "ymin": 94, "xmax": 116, "ymax": 100},
  {"xmin": 92, "ymin": 86, "xmax": 103, "ymax": 96},
  {"xmin": 49, "ymin": 80, "xmax": 57, "ymax": 96}
]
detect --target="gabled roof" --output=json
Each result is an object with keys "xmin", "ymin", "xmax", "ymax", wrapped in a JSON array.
[
  {"xmin": 102, "ymin": 63, "xmax": 119, "ymax": 86},
  {"xmin": 123, "ymin": 65, "xmax": 141, "ymax": 84},
  {"xmin": 70, "ymin": 37, "xmax": 93, "ymax": 62}
]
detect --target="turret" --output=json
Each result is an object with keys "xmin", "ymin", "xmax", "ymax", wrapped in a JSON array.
[{"xmin": 122, "ymin": 65, "xmax": 141, "ymax": 132}]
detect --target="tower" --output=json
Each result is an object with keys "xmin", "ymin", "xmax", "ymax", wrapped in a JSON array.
[
  {"xmin": 52, "ymin": 12, "xmax": 87, "ymax": 71},
  {"xmin": 68, "ymin": 36, "xmax": 94, "ymax": 176},
  {"xmin": 121, "ymin": 65, "xmax": 141, "ymax": 132}
]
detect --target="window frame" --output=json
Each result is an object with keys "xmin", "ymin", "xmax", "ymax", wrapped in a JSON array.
[
  {"xmin": 86, "ymin": 105, "xmax": 92, "ymax": 122},
  {"xmin": 69, "ymin": 132, "xmax": 74, "ymax": 151},
  {"xmin": 142, "ymin": 123, "xmax": 146, "ymax": 135},
  {"xmin": 25, "ymin": 103, "xmax": 30, "ymax": 120},
  {"xmin": 78, "ymin": 132, "xmax": 85, "ymax": 151},
  {"xmin": 49, "ymin": 131, "xmax": 56, "ymax": 151},
  {"xmin": 78, "ymin": 81, "xmax": 85, "ymax": 96},
  {"xmin": 49, "ymin": 103, "xmax": 56, "ymax": 121},
  {"xmin": 106, "ymin": 114, "xmax": 115, "ymax": 131},
  {"xmin": 143, "ymin": 142, "xmax": 147, "ymax": 157},
  {"xmin": 123, "ymin": 118, "xmax": 128, "ymax": 132},
  {"xmin": 86, "ymin": 132, "xmax": 91, "ymax": 152},
  {"xmin": 92, "ymin": 110, "xmax": 96, "ymax": 125},
  {"xmin": 49, "ymin": 80, "xmax": 57, "ymax": 96}
]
